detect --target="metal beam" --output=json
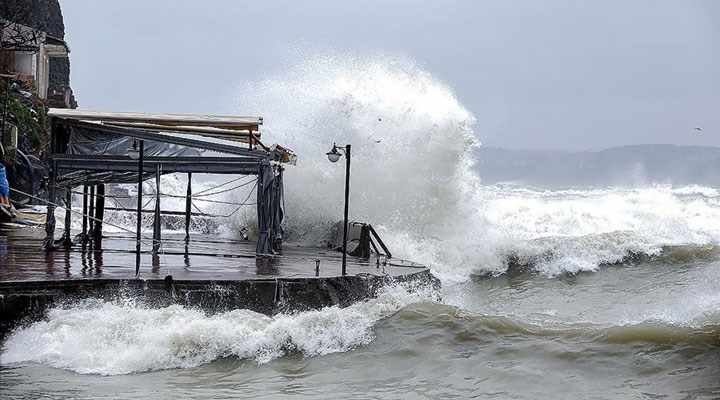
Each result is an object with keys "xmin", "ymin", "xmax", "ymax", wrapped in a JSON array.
[
  {"xmin": 55, "ymin": 159, "xmax": 261, "ymax": 175},
  {"xmin": 152, "ymin": 163, "xmax": 161, "ymax": 254}
]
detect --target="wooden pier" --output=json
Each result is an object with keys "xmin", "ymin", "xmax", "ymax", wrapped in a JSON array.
[
  {"xmin": 0, "ymin": 227, "xmax": 438, "ymax": 338},
  {"xmin": 0, "ymin": 108, "xmax": 439, "ymax": 338}
]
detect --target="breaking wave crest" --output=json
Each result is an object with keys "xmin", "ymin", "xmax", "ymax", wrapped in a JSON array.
[
  {"xmin": 1, "ymin": 284, "xmax": 435, "ymax": 375},
  {"xmin": 467, "ymin": 185, "xmax": 720, "ymax": 277},
  {"xmin": 231, "ymin": 51, "xmax": 480, "ymax": 251}
]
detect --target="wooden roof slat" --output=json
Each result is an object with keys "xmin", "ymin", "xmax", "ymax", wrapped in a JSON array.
[
  {"xmin": 48, "ymin": 108, "xmax": 262, "ymax": 131},
  {"xmin": 102, "ymin": 121, "xmax": 259, "ymax": 144}
]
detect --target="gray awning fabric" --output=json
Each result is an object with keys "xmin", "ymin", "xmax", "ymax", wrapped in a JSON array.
[
  {"xmin": 256, "ymin": 159, "xmax": 285, "ymax": 256},
  {"xmin": 52, "ymin": 119, "xmax": 271, "ymax": 187},
  {"xmin": 67, "ymin": 123, "xmax": 203, "ymax": 158}
]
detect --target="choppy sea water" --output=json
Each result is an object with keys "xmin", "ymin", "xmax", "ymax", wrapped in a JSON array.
[
  {"xmin": 1, "ymin": 251, "xmax": 718, "ymax": 399},
  {"xmin": 2, "ymin": 52, "xmax": 719, "ymax": 398}
]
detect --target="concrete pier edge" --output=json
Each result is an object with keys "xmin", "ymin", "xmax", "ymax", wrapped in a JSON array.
[{"xmin": 0, "ymin": 269, "xmax": 440, "ymax": 339}]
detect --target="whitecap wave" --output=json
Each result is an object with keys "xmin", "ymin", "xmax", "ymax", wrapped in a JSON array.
[{"xmin": 2, "ymin": 284, "xmax": 434, "ymax": 375}]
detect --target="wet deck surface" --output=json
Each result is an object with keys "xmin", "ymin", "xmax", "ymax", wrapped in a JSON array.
[{"xmin": 0, "ymin": 226, "xmax": 427, "ymax": 282}]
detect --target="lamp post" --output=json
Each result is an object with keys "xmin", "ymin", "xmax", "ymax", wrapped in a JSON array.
[
  {"xmin": 128, "ymin": 139, "xmax": 144, "ymax": 276},
  {"xmin": 326, "ymin": 143, "xmax": 351, "ymax": 276}
]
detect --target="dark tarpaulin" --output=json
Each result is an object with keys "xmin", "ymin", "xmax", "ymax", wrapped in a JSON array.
[
  {"xmin": 256, "ymin": 159, "xmax": 285, "ymax": 256},
  {"xmin": 55, "ymin": 125, "xmax": 205, "ymax": 187},
  {"xmin": 66, "ymin": 125, "xmax": 203, "ymax": 158}
]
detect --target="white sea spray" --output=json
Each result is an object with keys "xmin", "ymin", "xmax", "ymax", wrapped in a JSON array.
[{"xmin": 1, "ymin": 284, "xmax": 434, "ymax": 375}]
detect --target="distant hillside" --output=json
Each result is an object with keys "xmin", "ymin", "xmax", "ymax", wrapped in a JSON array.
[{"xmin": 475, "ymin": 145, "xmax": 720, "ymax": 188}]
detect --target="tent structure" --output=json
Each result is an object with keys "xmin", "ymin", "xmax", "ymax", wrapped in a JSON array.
[{"xmin": 42, "ymin": 108, "xmax": 296, "ymax": 262}]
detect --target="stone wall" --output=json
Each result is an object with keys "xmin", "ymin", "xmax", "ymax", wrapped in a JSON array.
[{"xmin": 0, "ymin": 271, "xmax": 441, "ymax": 339}]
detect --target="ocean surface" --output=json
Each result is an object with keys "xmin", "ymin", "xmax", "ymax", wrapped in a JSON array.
[{"xmin": 1, "ymin": 53, "xmax": 719, "ymax": 399}]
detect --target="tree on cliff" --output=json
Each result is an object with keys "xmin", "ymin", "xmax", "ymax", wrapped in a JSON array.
[
  {"xmin": 0, "ymin": 0, "xmax": 65, "ymax": 75},
  {"xmin": 0, "ymin": 0, "xmax": 64, "ymax": 37}
]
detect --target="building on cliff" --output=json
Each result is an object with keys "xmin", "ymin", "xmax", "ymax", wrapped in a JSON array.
[{"xmin": 1, "ymin": 18, "xmax": 71, "ymax": 108}]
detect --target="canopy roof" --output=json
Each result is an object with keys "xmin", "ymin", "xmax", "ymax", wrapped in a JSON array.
[
  {"xmin": 48, "ymin": 108, "xmax": 296, "ymax": 187},
  {"xmin": 43, "ymin": 109, "xmax": 289, "ymax": 256},
  {"xmin": 48, "ymin": 108, "xmax": 263, "ymax": 143}
]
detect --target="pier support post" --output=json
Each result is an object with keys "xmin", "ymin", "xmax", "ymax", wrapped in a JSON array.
[
  {"xmin": 184, "ymin": 172, "xmax": 192, "ymax": 243},
  {"xmin": 59, "ymin": 188, "xmax": 72, "ymax": 248},
  {"xmin": 135, "ymin": 140, "xmax": 144, "ymax": 276},
  {"xmin": 42, "ymin": 159, "xmax": 57, "ymax": 250},
  {"xmin": 42, "ymin": 118, "xmax": 59, "ymax": 250},
  {"xmin": 88, "ymin": 185, "xmax": 95, "ymax": 236},
  {"xmin": 92, "ymin": 184, "xmax": 105, "ymax": 240},
  {"xmin": 81, "ymin": 184, "xmax": 88, "ymax": 242},
  {"xmin": 152, "ymin": 163, "xmax": 161, "ymax": 253}
]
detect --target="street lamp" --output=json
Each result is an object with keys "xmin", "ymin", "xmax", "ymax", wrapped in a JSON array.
[
  {"xmin": 128, "ymin": 139, "xmax": 144, "ymax": 276},
  {"xmin": 326, "ymin": 143, "xmax": 351, "ymax": 276},
  {"xmin": 127, "ymin": 140, "xmax": 141, "ymax": 160}
]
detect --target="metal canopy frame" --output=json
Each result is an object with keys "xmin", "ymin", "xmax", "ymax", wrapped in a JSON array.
[{"xmin": 42, "ymin": 109, "xmax": 290, "ymax": 264}]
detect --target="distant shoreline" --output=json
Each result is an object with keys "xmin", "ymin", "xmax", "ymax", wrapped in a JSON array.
[{"xmin": 474, "ymin": 144, "xmax": 720, "ymax": 188}]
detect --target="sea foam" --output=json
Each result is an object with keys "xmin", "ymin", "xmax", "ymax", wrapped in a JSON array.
[{"xmin": 1, "ymin": 284, "xmax": 434, "ymax": 375}]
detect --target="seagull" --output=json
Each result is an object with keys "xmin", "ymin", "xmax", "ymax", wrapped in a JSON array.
[{"xmin": 695, "ymin": 127, "xmax": 702, "ymax": 132}]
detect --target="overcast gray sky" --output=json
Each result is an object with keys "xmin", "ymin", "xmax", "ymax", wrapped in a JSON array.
[{"xmin": 61, "ymin": 0, "xmax": 718, "ymax": 151}]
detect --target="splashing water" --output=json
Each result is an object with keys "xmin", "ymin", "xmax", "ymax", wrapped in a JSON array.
[
  {"xmin": 229, "ymin": 51, "xmax": 720, "ymax": 281},
  {"xmin": 1, "ymin": 284, "xmax": 435, "ymax": 375},
  {"xmin": 230, "ymin": 51, "xmax": 486, "ymax": 277}
]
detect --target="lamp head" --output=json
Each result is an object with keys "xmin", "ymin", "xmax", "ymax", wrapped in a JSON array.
[
  {"xmin": 127, "ymin": 140, "xmax": 140, "ymax": 160},
  {"xmin": 326, "ymin": 146, "xmax": 341, "ymax": 163}
]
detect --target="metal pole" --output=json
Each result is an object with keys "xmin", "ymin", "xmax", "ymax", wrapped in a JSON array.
[
  {"xmin": 88, "ymin": 185, "xmax": 95, "ymax": 234},
  {"xmin": 184, "ymin": 172, "xmax": 192, "ymax": 242},
  {"xmin": 152, "ymin": 163, "xmax": 161, "ymax": 253},
  {"xmin": 62, "ymin": 188, "xmax": 71, "ymax": 247},
  {"xmin": 42, "ymin": 118, "xmax": 58, "ymax": 250},
  {"xmin": 341, "ymin": 144, "xmax": 351, "ymax": 276},
  {"xmin": 135, "ymin": 140, "xmax": 144, "ymax": 276},
  {"xmin": 43, "ymin": 160, "xmax": 57, "ymax": 248},
  {"xmin": 81, "ymin": 184, "xmax": 88, "ymax": 240},
  {"xmin": 93, "ymin": 183, "xmax": 105, "ymax": 239}
]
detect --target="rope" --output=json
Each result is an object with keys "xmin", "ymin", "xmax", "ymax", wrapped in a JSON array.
[
  {"xmin": 193, "ymin": 175, "xmax": 253, "ymax": 196},
  {"xmin": 26, "ymin": 171, "xmax": 262, "ymax": 257},
  {"xmin": 61, "ymin": 177, "xmax": 258, "ymax": 208},
  {"xmin": 187, "ymin": 198, "xmax": 256, "ymax": 206},
  {"xmin": 192, "ymin": 178, "xmax": 257, "ymax": 198},
  {"xmin": 10, "ymin": 187, "xmax": 157, "ymax": 245},
  {"xmin": 189, "ymin": 180, "xmax": 258, "ymax": 218},
  {"xmin": 9, "ymin": 189, "xmax": 269, "ymax": 278}
]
